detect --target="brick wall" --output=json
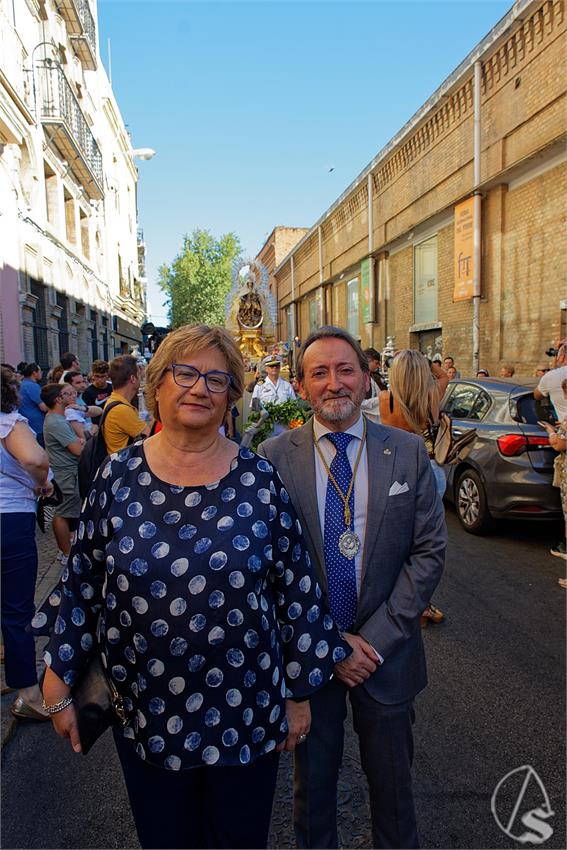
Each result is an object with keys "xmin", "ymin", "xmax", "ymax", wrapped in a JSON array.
[{"xmin": 276, "ymin": 0, "xmax": 566, "ymax": 369}]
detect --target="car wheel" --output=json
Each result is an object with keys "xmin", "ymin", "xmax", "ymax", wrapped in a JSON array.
[{"xmin": 455, "ymin": 469, "xmax": 492, "ymax": 534}]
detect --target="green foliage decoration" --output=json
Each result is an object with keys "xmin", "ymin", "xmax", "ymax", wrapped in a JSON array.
[{"xmin": 245, "ymin": 400, "xmax": 312, "ymax": 450}]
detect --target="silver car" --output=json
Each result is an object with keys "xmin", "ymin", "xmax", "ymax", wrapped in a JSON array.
[{"xmin": 441, "ymin": 377, "xmax": 561, "ymax": 534}]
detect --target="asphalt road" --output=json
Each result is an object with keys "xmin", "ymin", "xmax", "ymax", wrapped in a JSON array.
[{"xmin": 2, "ymin": 508, "xmax": 565, "ymax": 850}]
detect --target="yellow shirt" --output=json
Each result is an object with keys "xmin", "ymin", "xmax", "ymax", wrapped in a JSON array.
[{"xmin": 102, "ymin": 390, "xmax": 146, "ymax": 454}]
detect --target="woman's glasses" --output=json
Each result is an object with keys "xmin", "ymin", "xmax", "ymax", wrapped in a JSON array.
[{"xmin": 170, "ymin": 364, "xmax": 232, "ymax": 393}]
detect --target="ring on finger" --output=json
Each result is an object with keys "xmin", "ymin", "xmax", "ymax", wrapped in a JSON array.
[{"xmin": 297, "ymin": 733, "xmax": 308, "ymax": 744}]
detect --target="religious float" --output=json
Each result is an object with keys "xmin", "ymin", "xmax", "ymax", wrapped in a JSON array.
[{"xmin": 225, "ymin": 257, "xmax": 276, "ymax": 362}]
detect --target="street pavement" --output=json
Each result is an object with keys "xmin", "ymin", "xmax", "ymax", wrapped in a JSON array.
[{"xmin": 1, "ymin": 508, "xmax": 565, "ymax": 849}]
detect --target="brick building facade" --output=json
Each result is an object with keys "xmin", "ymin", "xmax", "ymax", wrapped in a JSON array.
[
  {"xmin": 273, "ymin": 0, "xmax": 566, "ymax": 375},
  {"xmin": 255, "ymin": 226, "xmax": 308, "ymax": 340}
]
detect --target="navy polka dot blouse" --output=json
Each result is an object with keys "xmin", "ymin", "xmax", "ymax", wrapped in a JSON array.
[{"xmin": 42, "ymin": 443, "xmax": 350, "ymax": 771}]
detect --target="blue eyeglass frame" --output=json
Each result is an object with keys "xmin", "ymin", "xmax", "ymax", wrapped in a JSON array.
[{"xmin": 169, "ymin": 363, "xmax": 233, "ymax": 393}]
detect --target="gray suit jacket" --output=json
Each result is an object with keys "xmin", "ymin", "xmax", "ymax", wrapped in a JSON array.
[{"xmin": 259, "ymin": 417, "xmax": 447, "ymax": 704}]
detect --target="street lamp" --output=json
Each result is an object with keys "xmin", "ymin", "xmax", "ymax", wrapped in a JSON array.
[{"xmin": 132, "ymin": 148, "xmax": 156, "ymax": 161}]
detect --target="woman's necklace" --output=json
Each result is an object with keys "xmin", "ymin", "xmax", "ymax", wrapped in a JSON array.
[{"xmin": 313, "ymin": 419, "xmax": 366, "ymax": 560}]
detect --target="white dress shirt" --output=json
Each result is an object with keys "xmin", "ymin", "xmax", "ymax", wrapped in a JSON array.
[{"xmin": 312, "ymin": 415, "xmax": 368, "ymax": 594}]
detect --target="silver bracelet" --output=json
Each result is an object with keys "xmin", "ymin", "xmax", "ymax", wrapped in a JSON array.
[{"xmin": 42, "ymin": 695, "xmax": 74, "ymax": 714}]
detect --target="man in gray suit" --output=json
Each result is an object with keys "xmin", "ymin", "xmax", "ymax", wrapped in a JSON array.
[{"xmin": 259, "ymin": 327, "xmax": 446, "ymax": 848}]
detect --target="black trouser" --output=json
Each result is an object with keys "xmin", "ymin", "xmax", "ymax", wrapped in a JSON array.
[
  {"xmin": 0, "ymin": 512, "xmax": 38, "ymax": 689},
  {"xmin": 294, "ymin": 677, "xmax": 419, "ymax": 849},
  {"xmin": 114, "ymin": 730, "xmax": 280, "ymax": 849}
]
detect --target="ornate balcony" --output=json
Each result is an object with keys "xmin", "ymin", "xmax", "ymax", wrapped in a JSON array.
[
  {"xmin": 38, "ymin": 62, "xmax": 103, "ymax": 199},
  {"xmin": 57, "ymin": 0, "xmax": 97, "ymax": 70},
  {"xmin": 0, "ymin": 4, "xmax": 34, "ymax": 117}
]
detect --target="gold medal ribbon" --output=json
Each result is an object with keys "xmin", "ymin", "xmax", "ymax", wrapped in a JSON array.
[{"xmin": 313, "ymin": 419, "xmax": 367, "ymax": 529}]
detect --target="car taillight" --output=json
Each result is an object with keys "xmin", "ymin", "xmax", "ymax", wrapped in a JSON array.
[{"xmin": 497, "ymin": 434, "xmax": 549, "ymax": 456}]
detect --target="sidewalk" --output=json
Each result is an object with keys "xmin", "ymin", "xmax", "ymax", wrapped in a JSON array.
[{"xmin": 1, "ymin": 524, "xmax": 62, "ymax": 748}]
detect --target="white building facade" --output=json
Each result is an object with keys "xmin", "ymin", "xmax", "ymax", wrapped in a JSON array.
[{"xmin": 0, "ymin": 0, "xmax": 147, "ymax": 372}]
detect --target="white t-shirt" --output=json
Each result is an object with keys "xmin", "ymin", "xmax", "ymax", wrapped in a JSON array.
[
  {"xmin": 537, "ymin": 365, "xmax": 567, "ymax": 420},
  {"xmin": 64, "ymin": 397, "xmax": 93, "ymax": 434}
]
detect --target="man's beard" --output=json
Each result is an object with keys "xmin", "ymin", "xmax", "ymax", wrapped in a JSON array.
[{"xmin": 308, "ymin": 385, "xmax": 366, "ymax": 424}]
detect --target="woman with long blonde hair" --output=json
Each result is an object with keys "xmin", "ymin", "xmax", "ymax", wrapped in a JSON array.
[{"xmin": 380, "ymin": 349, "xmax": 449, "ymax": 624}]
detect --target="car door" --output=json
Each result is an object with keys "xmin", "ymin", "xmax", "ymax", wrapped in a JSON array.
[{"xmin": 440, "ymin": 382, "xmax": 493, "ymax": 486}]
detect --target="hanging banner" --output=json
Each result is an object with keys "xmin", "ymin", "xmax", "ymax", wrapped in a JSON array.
[
  {"xmin": 361, "ymin": 258, "xmax": 374, "ymax": 323},
  {"xmin": 454, "ymin": 197, "xmax": 476, "ymax": 301},
  {"xmin": 346, "ymin": 278, "xmax": 359, "ymax": 338},
  {"xmin": 308, "ymin": 288, "xmax": 323, "ymax": 332}
]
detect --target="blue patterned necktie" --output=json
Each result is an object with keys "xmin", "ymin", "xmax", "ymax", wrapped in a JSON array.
[{"xmin": 323, "ymin": 432, "xmax": 358, "ymax": 631}]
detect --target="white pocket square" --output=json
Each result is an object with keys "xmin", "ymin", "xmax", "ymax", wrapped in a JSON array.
[{"xmin": 389, "ymin": 481, "xmax": 410, "ymax": 496}]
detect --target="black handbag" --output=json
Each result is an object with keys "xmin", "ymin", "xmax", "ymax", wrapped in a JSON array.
[
  {"xmin": 36, "ymin": 480, "xmax": 63, "ymax": 533},
  {"xmin": 72, "ymin": 651, "xmax": 128, "ymax": 756}
]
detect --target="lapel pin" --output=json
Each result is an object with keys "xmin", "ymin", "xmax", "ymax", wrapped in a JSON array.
[{"xmin": 383, "ymin": 448, "xmax": 392, "ymax": 455}]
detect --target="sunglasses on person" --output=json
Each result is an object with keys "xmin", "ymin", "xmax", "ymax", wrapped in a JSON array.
[{"xmin": 169, "ymin": 364, "xmax": 233, "ymax": 393}]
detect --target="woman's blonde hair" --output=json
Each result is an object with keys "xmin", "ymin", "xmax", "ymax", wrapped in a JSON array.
[
  {"xmin": 388, "ymin": 349, "xmax": 440, "ymax": 434},
  {"xmin": 144, "ymin": 324, "xmax": 244, "ymax": 421}
]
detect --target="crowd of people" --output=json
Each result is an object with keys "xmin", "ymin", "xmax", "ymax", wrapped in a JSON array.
[{"xmin": 0, "ymin": 330, "xmax": 565, "ymax": 848}]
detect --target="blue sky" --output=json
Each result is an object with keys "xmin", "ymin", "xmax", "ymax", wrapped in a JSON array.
[{"xmin": 98, "ymin": 0, "xmax": 511, "ymax": 323}]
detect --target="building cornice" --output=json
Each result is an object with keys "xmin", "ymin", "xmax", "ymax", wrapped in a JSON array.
[{"xmin": 273, "ymin": 0, "xmax": 541, "ymax": 278}]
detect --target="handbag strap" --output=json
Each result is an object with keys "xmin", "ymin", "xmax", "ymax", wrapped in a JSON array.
[{"xmin": 93, "ymin": 400, "xmax": 126, "ymax": 454}]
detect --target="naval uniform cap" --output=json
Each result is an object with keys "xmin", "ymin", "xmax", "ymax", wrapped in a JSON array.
[{"xmin": 262, "ymin": 355, "xmax": 281, "ymax": 367}]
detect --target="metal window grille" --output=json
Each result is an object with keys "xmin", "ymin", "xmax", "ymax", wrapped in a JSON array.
[
  {"xmin": 56, "ymin": 292, "xmax": 69, "ymax": 358},
  {"xmin": 30, "ymin": 280, "xmax": 50, "ymax": 373},
  {"xmin": 89, "ymin": 310, "xmax": 98, "ymax": 360}
]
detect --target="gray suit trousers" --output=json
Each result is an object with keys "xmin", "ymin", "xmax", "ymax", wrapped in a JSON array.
[{"xmin": 294, "ymin": 678, "xmax": 419, "ymax": 849}]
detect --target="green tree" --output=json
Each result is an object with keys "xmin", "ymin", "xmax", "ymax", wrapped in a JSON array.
[{"xmin": 158, "ymin": 229, "xmax": 241, "ymax": 328}]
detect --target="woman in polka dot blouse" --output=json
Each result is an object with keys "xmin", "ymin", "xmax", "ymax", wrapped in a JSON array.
[{"xmin": 40, "ymin": 324, "xmax": 350, "ymax": 850}]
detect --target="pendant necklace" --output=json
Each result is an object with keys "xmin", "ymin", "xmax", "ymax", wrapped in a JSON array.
[{"xmin": 313, "ymin": 419, "xmax": 366, "ymax": 560}]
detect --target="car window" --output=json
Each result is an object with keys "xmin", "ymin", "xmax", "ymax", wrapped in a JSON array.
[
  {"xmin": 469, "ymin": 389, "xmax": 492, "ymax": 421},
  {"xmin": 513, "ymin": 393, "xmax": 556, "ymax": 425},
  {"xmin": 441, "ymin": 383, "xmax": 480, "ymax": 419}
]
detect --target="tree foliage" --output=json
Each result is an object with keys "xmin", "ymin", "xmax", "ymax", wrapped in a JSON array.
[{"xmin": 158, "ymin": 229, "xmax": 241, "ymax": 328}]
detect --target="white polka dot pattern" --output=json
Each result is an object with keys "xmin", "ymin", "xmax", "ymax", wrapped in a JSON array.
[{"xmin": 40, "ymin": 443, "xmax": 350, "ymax": 770}]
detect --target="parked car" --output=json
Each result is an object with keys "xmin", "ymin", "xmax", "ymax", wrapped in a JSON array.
[{"xmin": 441, "ymin": 377, "xmax": 561, "ymax": 534}]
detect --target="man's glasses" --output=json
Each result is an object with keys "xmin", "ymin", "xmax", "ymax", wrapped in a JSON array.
[{"xmin": 170, "ymin": 364, "xmax": 232, "ymax": 393}]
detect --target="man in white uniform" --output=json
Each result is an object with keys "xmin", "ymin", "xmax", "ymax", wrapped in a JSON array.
[{"xmin": 251, "ymin": 354, "xmax": 296, "ymax": 407}]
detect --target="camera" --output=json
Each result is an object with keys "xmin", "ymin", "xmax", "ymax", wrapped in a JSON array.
[{"xmin": 545, "ymin": 347, "xmax": 558, "ymax": 358}]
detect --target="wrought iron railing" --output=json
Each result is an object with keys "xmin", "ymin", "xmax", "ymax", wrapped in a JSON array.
[
  {"xmin": 38, "ymin": 62, "xmax": 103, "ymax": 189},
  {"xmin": 75, "ymin": 0, "xmax": 96, "ymax": 55}
]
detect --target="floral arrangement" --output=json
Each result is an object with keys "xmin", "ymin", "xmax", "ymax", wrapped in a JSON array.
[{"xmin": 244, "ymin": 400, "xmax": 312, "ymax": 450}]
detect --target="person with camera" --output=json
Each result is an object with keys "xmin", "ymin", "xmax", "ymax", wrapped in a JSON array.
[{"xmin": 534, "ymin": 342, "xmax": 567, "ymax": 421}]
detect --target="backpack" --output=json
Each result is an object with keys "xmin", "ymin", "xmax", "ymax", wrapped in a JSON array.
[
  {"xmin": 430, "ymin": 412, "xmax": 477, "ymax": 465},
  {"xmin": 78, "ymin": 401, "xmax": 125, "ymax": 499}
]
